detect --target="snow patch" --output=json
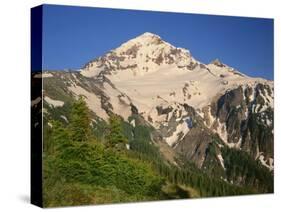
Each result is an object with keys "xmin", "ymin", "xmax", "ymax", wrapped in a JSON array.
[
  {"xmin": 217, "ymin": 143, "xmax": 224, "ymax": 148},
  {"xmin": 44, "ymin": 96, "xmax": 64, "ymax": 107},
  {"xmin": 130, "ymin": 119, "xmax": 135, "ymax": 127},
  {"xmin": 266, "ymin": 118, "xmax": 272, "ymax": 126},
  {"xmin": 217, "ymin": 154, "xmax": 225, "ymax": 170},
  {"xmin": 165, "ymin": 118, "xmax": 190, "ymax": 146},
  {"xmin": 259, "ymin": 155, "xmax": 274, "ymax": 171},
  {"xmin": 31, "ymin": 97, "xmax": 41, "ymax": 107},
  {"xmin": 216, "ymin": 121, "xmax": 228, "ymax": 144},
  {"xmin": 42, "ymin": 73, "xmax": 53, "ymax": 78},
  {"xmin": 126, "ymin": 144, "xmax": 130, "ymax": 150},
  {"xmin": 60, "ymin": 115, "xmax": 68, "ymax": 123},
  {"xmin": 227, "ymin": 138, "xmax": 242, "ymax": 149},
  {"xmin": 34, "ymin": 73, "xmax": 53, "ymax": 78}
]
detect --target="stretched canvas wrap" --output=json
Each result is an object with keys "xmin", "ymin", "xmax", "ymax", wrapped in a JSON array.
[{"xmin": 31, "ymin": 4, "xmax": 274, "ymax": 208}]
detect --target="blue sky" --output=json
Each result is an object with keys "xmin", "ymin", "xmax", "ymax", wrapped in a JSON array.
[{"xmin": 42, "ymin": 4, "xmax": 274, "ymax": 80}]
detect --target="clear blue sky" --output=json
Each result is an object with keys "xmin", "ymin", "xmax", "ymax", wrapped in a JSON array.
[{"xmin": 42, "ymin": 4, "xmax": 274, "ymax": 80}]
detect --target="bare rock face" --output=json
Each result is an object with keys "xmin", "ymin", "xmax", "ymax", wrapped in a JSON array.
[
  {"xmin": 167, "ymin": 104, "xmax": 219, "ymax": 169},
  {"xmin": 216, "ymin": 86, "xmax": 244, "ymax": 122},
  {"xmin": 175, "ymin": 127, "xmax": 214, "ymax": 168},
  {"xmin": 210, "ymin": 83, "xmax": 273, "ymax": 164}
]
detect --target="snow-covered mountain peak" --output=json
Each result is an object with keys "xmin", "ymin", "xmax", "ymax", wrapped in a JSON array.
[
  {"xmin": 114, "ymin": 32, "xmax": 163, "ymax": 51},
  {"xmin": 79, "ymin": 33, "xmax": 273, "ymax": 113},
  {"xmin": 112, "ymin": 32, "xmax": 171, "ymax": 56},
  {"xmin": 81, "ymin": 32, "xmax": 196, "ymax": 78},
  {"xmin": 80, "ymin": 33, "xmax": 274, "ymax": 118},
  {"xmin": 140, "ymin": 32, "xmax": 160, "ymax": 37},
  {"xmin": 128, "ymin": 32, "xmax": 161, "ymax": 43}
]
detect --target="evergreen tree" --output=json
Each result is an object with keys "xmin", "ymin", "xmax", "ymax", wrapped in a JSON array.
[
  {"xmin": 44, "ymin": 120, "xmax": 70, "ymax": 155},
  {"xmin": 51, "ymin": 120, "xmax": 70, "ymax": 152},
  {"xmin": 106, "ymin": 114, "xmax": 128, "ymax": 148},
  {"xmin": 69, "ymin": 96, "xmax": 92, "ymax": 142}
]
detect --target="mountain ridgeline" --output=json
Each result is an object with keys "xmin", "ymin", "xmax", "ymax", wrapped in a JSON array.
[{"xmin": 32, "ymin": 32, "xmax": 274, "ymax": 206}]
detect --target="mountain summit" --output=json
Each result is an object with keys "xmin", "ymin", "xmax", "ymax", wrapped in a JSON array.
[
  {"xmin": 81, "ymin": 32, "xmax": 195, "ymax": 78},
  {"xmin": 125, "ymin": 32, "xmax": 162, "ymax": 44}
]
